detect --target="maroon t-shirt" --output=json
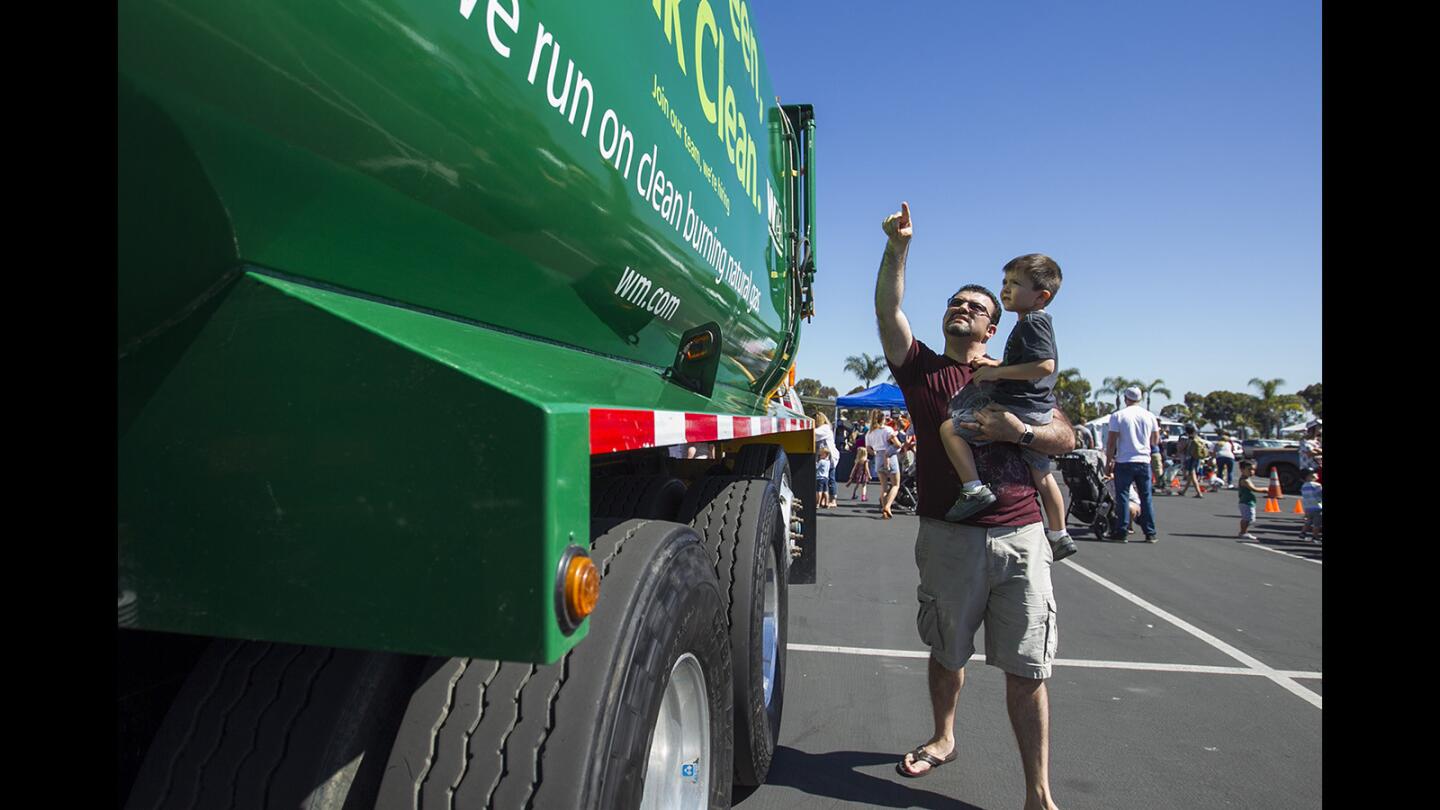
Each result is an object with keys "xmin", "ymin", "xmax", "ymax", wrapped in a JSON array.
[{"xmin": 890, "ymin": 338, "xmax": 1043, "ymax": 527}]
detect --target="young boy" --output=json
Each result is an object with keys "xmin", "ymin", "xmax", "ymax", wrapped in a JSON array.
[
  {"xmin": 939, "ymin": 254, "xmax": 1077, "ymax": 562},
  {"xmin": 1235, "ymin": 459, "xmax": 1268, "ymax": 540},
  {"xmin": 1298, "ymin": 468, "xmax": 1323, "ymax": 541}
]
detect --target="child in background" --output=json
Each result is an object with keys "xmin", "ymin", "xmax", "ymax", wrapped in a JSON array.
[
  {"xmin": 1298, "ymin": 468, "xmax": 1323, "ymax": 542},
  {"xmin": 848, "ymin": 446, "xmax": 872, "ymax": 501},
  {"xmin": 815, "ymin": 423, "xmax": 834, "ymax": 509},
  {"xmin": 1235, "ymin": 460, "xmax": 1269, "ymax": 541},
  {"xmin": 1151, "ymin": 441, "xmax": 1165, "ymax": 490}
]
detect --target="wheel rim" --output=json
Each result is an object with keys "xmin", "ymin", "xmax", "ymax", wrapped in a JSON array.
[
  {"xmin": 761, "ymin": 542, "xmax": 779, "ymax": 707},
  {"xmin": 777, "ymin": 471, "xmax": 794, "ymax": 555},
  {"xmin": 640, "ymin": 652, "xmax": 710, "ymax": 810}
]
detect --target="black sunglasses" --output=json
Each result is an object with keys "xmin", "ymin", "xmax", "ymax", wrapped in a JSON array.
[{"xmin": 946, "ymin": 297, "xmax": 994, "ymax": 319}]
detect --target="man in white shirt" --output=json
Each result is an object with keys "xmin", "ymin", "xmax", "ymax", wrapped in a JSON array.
[{"xmin": 1105, "ymin": 387, "xmax": 1161, "ymax": 542}]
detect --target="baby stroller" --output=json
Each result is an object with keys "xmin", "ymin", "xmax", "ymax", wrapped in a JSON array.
[
  {"xmin": 1054, "ymin": 449, "xmax": 1119, "ymax": 539},
  {"xmin": 892, "ymin": 469, "xmax": 919, "ymax": 514}
]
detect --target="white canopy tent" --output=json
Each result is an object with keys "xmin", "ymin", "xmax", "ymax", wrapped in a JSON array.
[{"xmin": 1084, "ymin": 412, "xmax": 1182, "ymax": 448}]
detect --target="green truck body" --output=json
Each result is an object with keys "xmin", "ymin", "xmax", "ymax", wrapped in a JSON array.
[{"xmin": 120, "ymin": 0, "xmax": 815, "ymax": 662}]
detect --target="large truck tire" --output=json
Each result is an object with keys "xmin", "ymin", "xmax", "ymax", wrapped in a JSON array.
[
  {"xmin": 124, "ymin": 641, "xmax": 426, "ymax": 810},
  {"xmin": 733, "ymin": 444, "xmax": 788, "ymax": 486},
  {"xmin": 679, "ymin": 476, "xmax": 789, "ymax": 786},
  {"xmin": 732, "ymin": 444, "xmax": 798, "ymax": 557},
  {"xmin": 374, "ymin": 519, "xmax": 733, "ymax": 810},
  {"xmin": 593, "ymin": 474, "xmax": 688, "ymax": 521}
]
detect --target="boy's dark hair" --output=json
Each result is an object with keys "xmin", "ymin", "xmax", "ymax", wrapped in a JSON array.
[
  {"xmin": 951, "ymin": 283, "xmax": 1002, "ymax": 321},
  {"xmin": 1003, "ymin": 254, "xmax": 1063, "ymax": 302},
  {"xmin": 1239, "ymin": 460, "xmax": 1256, "ymax": 470}
]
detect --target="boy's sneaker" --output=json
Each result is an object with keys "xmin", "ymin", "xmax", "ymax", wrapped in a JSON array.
[
  {"xmin": 1051, "ymin": 533, "xmax": 1078, "ymax": 561},
  {"xmin": 1144, "ymin": 534, "xmax": 1157, "ymax": 544},
  {"xmin": 1240, "ymin": 532, "xmax": 1258, "ymax": 541},
  {"xmin": 943, "ymin": 486, "xmax": 997, "ymax": 522}
]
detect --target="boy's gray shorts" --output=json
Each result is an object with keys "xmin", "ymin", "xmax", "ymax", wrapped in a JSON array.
[
  {"xmin": 913, "ymin": 518, "xmax": 1057, "ymax": 679},
  {"xmin": 947, "ymin": 386, "xmax": 1056, "ymax": 474}
]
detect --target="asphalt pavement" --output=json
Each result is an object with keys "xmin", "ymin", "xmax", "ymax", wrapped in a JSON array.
[{"xmin": 738, "ymin": 482, "xmax": 1322, "ymax": 809}]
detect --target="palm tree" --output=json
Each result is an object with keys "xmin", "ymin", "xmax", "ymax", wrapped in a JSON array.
[
  {"xmin": 1248, "ymin": 377, "xmax": 1286, "ymax": 437},
  {"xmin": 1097, "ymin": 376, "xmax": 1140, "ymax": 410},
  {"xmin": 1229, "ymin": 413, "xmax": 1257, "ymax": 440},
  {"xmin": 1053, "ymin": 368, "xmax": 1093, "ymax": 424},
  {"xmin": 1139, "ymin": 378, "xmax": 1172, "ymax": 412},
  {"xmin": 844, "ymin": 353, "xmax": 889, "ymax": 388}
]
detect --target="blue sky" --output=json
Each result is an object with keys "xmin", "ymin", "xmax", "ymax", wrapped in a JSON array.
[{"xmin": 749, "ymin": 1, "xmax": 1321, "ymax": 412}]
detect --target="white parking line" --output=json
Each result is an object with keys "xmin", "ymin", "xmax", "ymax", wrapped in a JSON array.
[
  {"xmin": 1064, "ymin": 562, "xmax": 1322, "ymax": 709},
  {"xmin": 1240, "ymin": 540, "xmax": 1322, "ymax": 564},
  {"xmin": 787, "ymin": 643, "xmax": 1321, "ymax": 679}
]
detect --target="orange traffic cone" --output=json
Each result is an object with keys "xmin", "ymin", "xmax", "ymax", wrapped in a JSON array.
[
  {"xmin": 1264, "ymin": 467, "xmax": 1282, "ymax": 512},
  {"xmin": 1293, "ymin": 497, "xmax": 1305, "ymax": 514}
]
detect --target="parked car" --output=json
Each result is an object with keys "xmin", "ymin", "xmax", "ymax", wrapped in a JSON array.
[
  {"xmin": 1242, "ymin": 438, "xmax": 1289, "ymax": 458},
  {"xmin": 1246, "ymin": 446, "xmax": 1306, "ymax": 494}
]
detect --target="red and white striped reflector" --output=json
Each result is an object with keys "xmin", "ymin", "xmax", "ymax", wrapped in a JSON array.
[{"xmin": 590, "ymin": 408, "xmax": 814, "ymax": 455}]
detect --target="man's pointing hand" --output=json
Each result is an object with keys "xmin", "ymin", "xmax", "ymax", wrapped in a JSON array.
[{"xmin": 882, "ymin": 201, "xmax": 913, "ymax": 248}]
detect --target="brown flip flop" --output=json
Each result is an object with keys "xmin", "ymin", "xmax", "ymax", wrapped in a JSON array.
[{"xmin": 896, "ymin": 745, "xmax": 957, "ymax": 778}]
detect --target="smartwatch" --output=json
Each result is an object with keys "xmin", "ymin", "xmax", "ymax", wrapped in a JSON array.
[{"xmin": 1019, "ymin": 427, "xmax": 1035, "ymax": 446}]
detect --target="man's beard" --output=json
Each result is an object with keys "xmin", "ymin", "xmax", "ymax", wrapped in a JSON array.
[{"xmin": 944, "ymin": 319, "xmax": 974, "ymax": 337}]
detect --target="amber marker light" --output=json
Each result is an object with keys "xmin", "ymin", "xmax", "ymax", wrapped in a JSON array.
[
  {"xmin": 565, "ymin": 554, "xmax": 600, "ymax": 622},
  {"xmin": 682, "ymin": 331, "xmax": 713, "ymax": 361}
]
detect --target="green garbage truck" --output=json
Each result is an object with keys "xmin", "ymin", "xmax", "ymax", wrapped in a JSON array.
[{"xmin": 118, "ymin": 1, "xmax": 818, "ymax": 807}]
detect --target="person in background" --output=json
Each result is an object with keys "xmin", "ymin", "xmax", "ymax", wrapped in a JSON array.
[
  {"xmin": 826, "ymin": 425, "xmax": 841, "ymax": 507},
  {"xmin": 849, "ymin": 417, "xmax": 864, "ymax": 470},
  {"xmin": 1234, "ymin": 459, "xmax": 1269, "ymax": 541},
  {"xmin": 1150, "ymin": 436, "xmax": 1165, "ymax": 490},
  {"xmin": 860, "ymin": 411, "xmax": 878, "ymax": 478},
  {"xmin": 669, "ymin": 442, "xmax": 712, "ymax": 459},
  {"xmin": 814, "ymin": 412, "xmax": 838, "ymax": 508},
  {"xmin": 836, "ymin": 410, "xmax": 854, "ymax": 451},
  {"xmin": 1174, "ymin": 425, "xmax": 1210, "ymax": 498},
  {"xmin": 848, "ymin": 445, "xmax": 872, "ymax": 501},
  {"xmin": 835, "ymin": 410, "xmax": 855, "ymax": 499},
  {"xmin": 1214, "ymin": 431, "xmax": 1238, "ymax": 488},
  {"xmin": 1298, "ymin": 468, "xmax": 1323, "ymax": 542},
  {"xmin": 1105, "ymin": 386, "xmax": 1160, "ymax": 543},
  {"xmin": 898, "ymin": 415, "xmax": 917, "ymax": 474},
  {"xmin": 866, "ymin": 412, "xmax": 903, "ymax": 518},
  {"xmin": 1105, "ymin": 475, "xmax": 1143, "ymax": 535},
  {"xmin": 1299, "ymin": 419, "xmax": 1322, "ymax": 481}
]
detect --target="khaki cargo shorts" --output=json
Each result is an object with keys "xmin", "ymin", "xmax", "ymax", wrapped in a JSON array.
[{"xmin": 913, "ymin": 518, "xmax": 1057, "ymax": 679}]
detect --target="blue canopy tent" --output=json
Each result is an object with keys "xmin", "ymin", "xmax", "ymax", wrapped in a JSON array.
[
  {"xmin": 832, "ymin": 383, "xmax": 908, "ymax": 482},
  {"xmin": 833, "ymin": 383, "xmax": 907, "ymax": 418}
]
